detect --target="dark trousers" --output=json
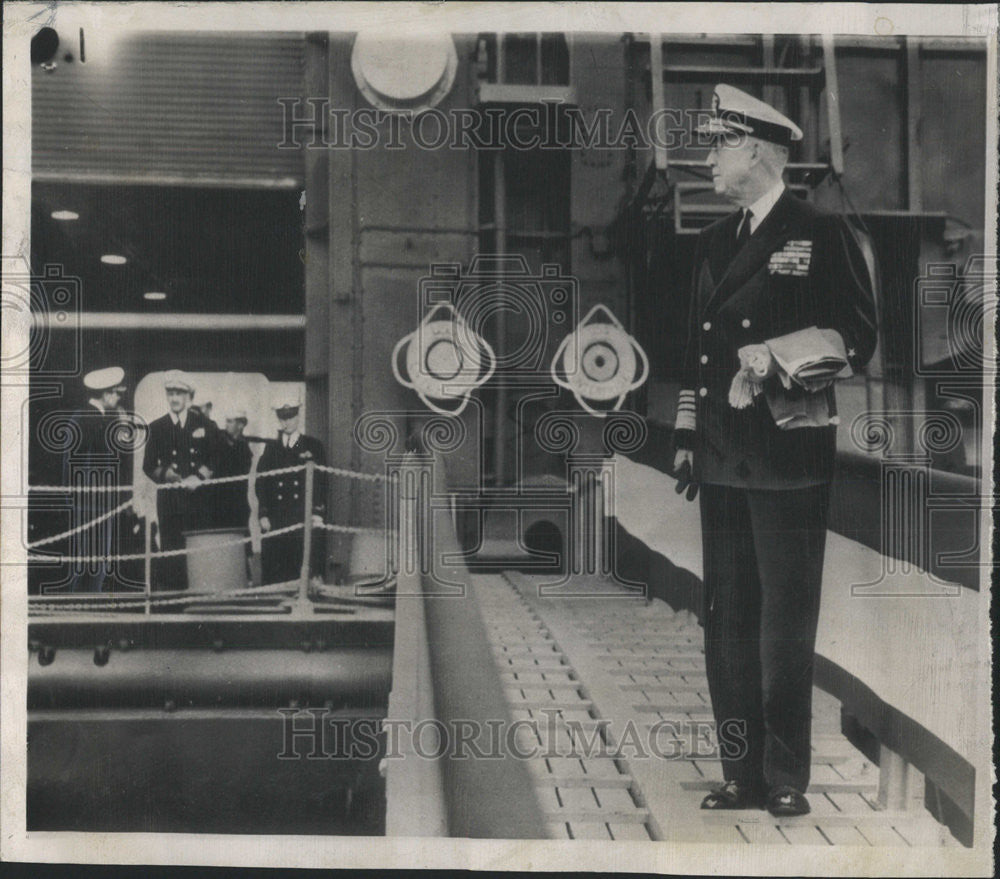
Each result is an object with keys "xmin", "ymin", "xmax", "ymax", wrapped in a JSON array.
[
  {"xmin": 262, "ymin": 528, "xmax": 325, "ymax": 586},
  {"xmin": 699, "ymin": 482, "xmax": 830, "ymax": 793},
  {"xmin": 152, "ymin": 509, "xmax": 188, "ymax": 592},
  {"xmin": 68, "ymin": 517, "xmax": 112, "ymax": 593},
  {"xmin": 262, "ymin": 530, "xmax": 303, "ymax": 586}
]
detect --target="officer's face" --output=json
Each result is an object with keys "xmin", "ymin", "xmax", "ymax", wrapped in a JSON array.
[
  {"xmin": 225, "ymin": 418, "xmax": 245, "ymax": 439},
  {"xmin": 707, "ymin": 134, "xmax": 755, "ymax": 202},
  {"xmin": 166, "ymin": 389, "xmax": 190, "ymax": 413},
  {"xmin": 101, "ymin": 388, "xmax": 123, "ymax": 409},
  {"xmin": 278, "ymin": 413, "xmax": 299, "ymax": 434}
]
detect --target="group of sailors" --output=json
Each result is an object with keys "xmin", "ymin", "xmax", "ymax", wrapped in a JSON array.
[{"xmin": 57, "ymin": 366, "xmax": 326, "ymax": 593}]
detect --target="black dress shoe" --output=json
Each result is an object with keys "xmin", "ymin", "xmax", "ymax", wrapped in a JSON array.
[
  {"xmin": 767, "ymin": 785, "xmax": 810, "ymax": 816},
  {"xmin": 700, "ymin": 780, "xmax": 765, "ymax": 810}
]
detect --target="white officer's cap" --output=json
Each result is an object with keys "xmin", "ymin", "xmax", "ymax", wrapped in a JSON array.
[
  {"xmin": 225, "ymin": 408, "xmax": 248, "ymax": 422},
  {"xmin": 697, "ymin": 84, "xmax": 803, "ymax": 146},
  {"xmin": 83, "ymin": 366, "xmax": 126, "ymax": 392},
  {"xmin": 163, "ymin": 370, "xmax": 195, "ymax": 394}
]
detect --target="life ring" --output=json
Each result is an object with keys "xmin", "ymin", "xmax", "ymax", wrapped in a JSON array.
[
  {"xmin": 392, "ymin": 302, "xmax": 496, "ymax": 416},
  {"xmin": 551, "ymin": 304, "xmax": 649, "ymax": 417}
]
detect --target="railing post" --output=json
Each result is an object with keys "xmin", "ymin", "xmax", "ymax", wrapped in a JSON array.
[
  {"xmin": 143, "ymin": 512, "xmax": 153, "ymax": 614},
  {"xmin": 248, "ymin": 459, "xmax": 262, "ymax": 587},
  {"xmin": 299, "ymin": 460, "xmax": 315, "ymax": 602},
  {"xmin": 878, "ymin": 742, "xmax": 924, "ymax": 811}
]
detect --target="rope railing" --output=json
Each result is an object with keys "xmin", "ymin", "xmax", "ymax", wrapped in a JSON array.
[
  {"xmin": 28, "ymin": 521, "xmax": 304, "ymax": 565},
  {"xmin": 26, "ymin": 459, "xmax": 399, "ymax": 615},
  {"xmin": 28, "ymin": 461, "xmax": 393, "ymax": 493},
  {"xmin": 27, "ymin": 498, "xmax": 136, "ymax": 549}
]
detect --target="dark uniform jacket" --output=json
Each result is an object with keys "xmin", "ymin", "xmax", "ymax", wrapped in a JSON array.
[
  {"xmin": 142, "ymin": 409, "xmax": 220, "ymax": 518},
  {"xmin": 61, "ymin": 403, "xmax": 132, "ymax": 589},
  {"xmin": 676, "ymin": 191, "xmax": 878, "ymax": 489},
  {"xmin": 255, "ymin": 433, "xmax": 327, "ymax": 528},
  {"xmin": 210, "ymin": 436, "xmax": 253, "ymax": 529},
  {"xmin": 63, "ymin": 402, "xmax": 128, "ymax": 473}
]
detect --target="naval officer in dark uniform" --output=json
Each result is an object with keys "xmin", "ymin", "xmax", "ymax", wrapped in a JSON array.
[
  {"xmin": 255, "ymin": 392, "xmax": 327, "ymax": 585},
  {"xmin": 210, "ymin": 407, "xmax": 253, "ymax": 530},
  {"xmin": 672, "ymin": 85, "xmax": 878, "ymax": 816},
  {"xmin": 142, "ymin": 370, "xmax": 219, "ymax": 590},
  {"xmin": 63, "ymin": 366, "xmax": 129, "ymax": 592}
]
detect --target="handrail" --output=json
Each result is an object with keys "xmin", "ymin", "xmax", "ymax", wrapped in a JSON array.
[
  {"xmin": 28, "ymin": 462, "xmax": 388, "ymax": 611},
  {"xmin": 416, "ymin": 451, "xmax": 549, "ymax": 839},
  {"xmin": 383, "ymin": 455, "xmax": 448, "ymax": 837}
]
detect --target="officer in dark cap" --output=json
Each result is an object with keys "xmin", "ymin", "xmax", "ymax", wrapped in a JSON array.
[
  {"xmin": 255, "ymin": 391, "xmax": 327, "ymax": 585},
  {"xmin": 62, "ymin": 366, "xmax": 129, "ymax": 592},
  {"xmin": 142, "ymin": 370, "xmax": 220, "ymax": 590},
  {"xmin": 672, "ymin": 85, "xmax": 878, "ymax": 816}
]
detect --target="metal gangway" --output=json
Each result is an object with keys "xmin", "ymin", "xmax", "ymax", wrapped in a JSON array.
[{"xmin": 383, "ymin": 451, "xmax": 978, "ymax": 850}]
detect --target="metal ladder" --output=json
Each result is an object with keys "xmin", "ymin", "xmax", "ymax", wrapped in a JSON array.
[{"xmin": 640, "ymin": 34, "xmax": 845, "ymax": 234}]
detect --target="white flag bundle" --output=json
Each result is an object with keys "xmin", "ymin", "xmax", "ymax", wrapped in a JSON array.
[{"xmin": 765, "ymin": 326, "xmax": 853, "ymax": 392}]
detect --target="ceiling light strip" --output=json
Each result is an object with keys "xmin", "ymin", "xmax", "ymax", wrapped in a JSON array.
[{"xmin": 37, "ymin": 313, "xmax": 307, "ymax": 331}]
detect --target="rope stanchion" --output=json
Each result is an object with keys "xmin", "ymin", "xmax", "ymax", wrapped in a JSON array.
[
  {"xmin": 28, "ymin": 522, "xmax": 304, "ymax": 565},
  {"xmin": 26, "ymin": 462, "xmax": 392, "ymax": 546},
  {"xmin": 28, "ymin": 464, "xmax": 308, "ymax": 495},
  {"xmin": 28, "ymin": 522, "xmax": 387, "ymax": 566},
  {"xmin": 27, "ymin": 459, "xmax": 401, "ymax": 614}
]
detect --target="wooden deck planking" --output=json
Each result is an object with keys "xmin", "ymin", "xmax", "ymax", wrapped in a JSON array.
[
  {"xmin": 477, "ymin": 572, "xmax": 954, "ymax": 847},
  {"xmin": 778, "ymin": 824, "xmax": 833, "ymax": 845},
  {"xmin": 567, "ymin": 821, "xmax": 614, "ymax": 840}
]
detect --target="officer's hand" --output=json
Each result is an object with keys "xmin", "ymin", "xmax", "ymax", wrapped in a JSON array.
[
  {"xmin": 311, "ymin": 513, "xmax": 324, "ymax": 528},
  {"xmin": 181, "ymin": 474, "xmax": 201, "ymax": 490},
  {"xmin": 164, "ymin": 466, "xmax": 183, "ymax": 484},
  {"xmin": 259, "ymin": 516, "xmax": 271, "ymax": 533},
  {"xmin": 673, "ymin": 449, "xmax": 699, "ymax": 501}
]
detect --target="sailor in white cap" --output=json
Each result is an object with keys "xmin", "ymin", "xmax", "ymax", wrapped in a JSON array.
[
  {"xmin": 255, "ymin": 389, "xmax": 327, "ymax": 584},
  {"xmin": 671, "ymin": 85, "xmax": 878, "ymax": 817},
  {"xmin": 61, "ymin": 366, "xmax": 131, "ymax": 592},
  {"xmin": 142, "ymin": 370, "xmax": 220, "ymax": 590},
  {"xmin": 84, "ymin": 365, "xmax": 127, "ymax": 398}
]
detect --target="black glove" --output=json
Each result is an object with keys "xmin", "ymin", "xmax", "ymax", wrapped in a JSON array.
[{"xmin": 674, "ymin": 457, "xmax": 699, "ymax": 501}]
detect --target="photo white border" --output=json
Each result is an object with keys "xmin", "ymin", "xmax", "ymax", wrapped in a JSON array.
[{"xmin": 2, "ymin": 3, "xmax": 996, "ymax": 874}]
